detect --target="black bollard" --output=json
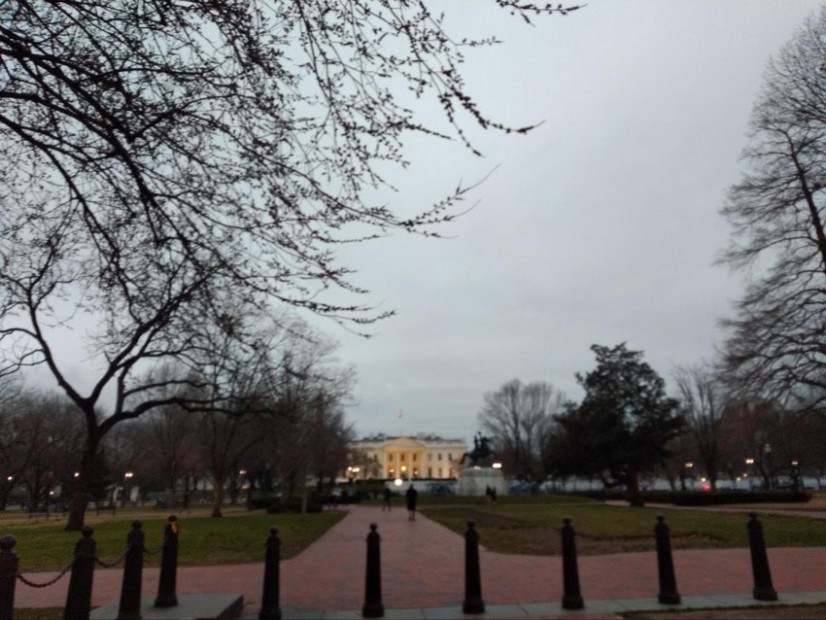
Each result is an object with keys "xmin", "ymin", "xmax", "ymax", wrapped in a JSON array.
[
  {"xmin": 64, "ymin": 526, "xmax": 96, "ymax": 620},
  {"xmin": 118, "ymin": 520, "xmax": 145, "ymax": 620},
  {"xmin": 561, "ymin": 518, "xmax": 584, "ymax": 610},
  {"xmin": 154, "ymin": 515, "xmax": 178, "ymax": 608},
  {"xmin": 654, "ymin": 515, "xmax": 681, "ymax": 605},
  {"xmin": 463, "ymin": 521, "xmax": 485, "ymax": 614},
  {"xmin": 0, "ymin": 535, "xmax": 18, "ymax": 620},
  {"xmin": 748, "ymin": 513, "xmax": 778, "ymax": 601},
  {"xmin": 362, "ymin": 523, "xmax": 384, "ymax": 618},
  {"xmin": 259, "ymin": 526, "xmax": 282, "ymax": 620}
]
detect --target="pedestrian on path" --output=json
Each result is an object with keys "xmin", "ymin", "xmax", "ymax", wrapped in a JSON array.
[
  {"xmin": 383, "ymin": 486, "xmax": 392, "ymax": 511},
  {"xmin": 406, "ymin": 483, "xmax": 418, "ymax": 521}
]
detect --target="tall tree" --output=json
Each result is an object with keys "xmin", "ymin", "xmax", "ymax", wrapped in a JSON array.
[
  {"xmin": 674, "ymin": 364, "xmax": 726, "ymax": 491},
  {"xmin": 551, "ymin": 344, "xmax": 683, "ymax": 506},
  {"xmin": 719, "ymin": 7, "xmax": 826, "ymax": 412},
  {"xmin": 130, "ymin": 374, "xmax": 197, "ymax": 507},
  {"xmin": 478, "ymin": 379, "xmax": 563, "ymax": 479},
  {"xmin": 0, "ymin": 0, "xmax": 579, "ymax": 529}
]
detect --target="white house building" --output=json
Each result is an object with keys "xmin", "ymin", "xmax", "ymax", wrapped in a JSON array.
[{"xmin": 347, "ymin": 433, "xmax": 467, "ymax": 480}]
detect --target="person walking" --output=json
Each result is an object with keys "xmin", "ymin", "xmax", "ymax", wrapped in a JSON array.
[
  {"xmin": 405, "ymin": 483, "xmax": 418, "ymax": 521},
  {"xmin": 383, "ymin": 486, "xmax": 392, "ymax": 511}
]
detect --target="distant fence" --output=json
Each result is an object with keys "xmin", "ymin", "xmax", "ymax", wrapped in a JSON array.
[{"xmin": 0, "ymin": 512, "xmax": 781, "ymax": 619}]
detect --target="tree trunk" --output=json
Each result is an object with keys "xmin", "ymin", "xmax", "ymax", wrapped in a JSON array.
[
  {"xmin": 627, "ymin": 470, "xmax": 644, "ymax": 507},
  {"xmin": 65, "ymin": 437, "xmax": 98, "ymax": 530},
  {"xmin": 210, "ymin": 477, "xmax": 225, "ymax": 518}
]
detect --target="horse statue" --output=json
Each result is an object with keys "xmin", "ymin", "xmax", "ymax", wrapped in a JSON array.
[{"xmin": 460, "ymin": 433, "xmax": 495, "ymax": 467}]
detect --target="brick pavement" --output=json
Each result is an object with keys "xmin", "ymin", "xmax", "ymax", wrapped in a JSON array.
[{"xmin": 11, "ymin": 504, "xmax": 826, "ymax": 616}]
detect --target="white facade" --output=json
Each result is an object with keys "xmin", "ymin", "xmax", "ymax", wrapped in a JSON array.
[{"xmin": 348, "ymin": 433, "xmax": 467, "ymax": 480}]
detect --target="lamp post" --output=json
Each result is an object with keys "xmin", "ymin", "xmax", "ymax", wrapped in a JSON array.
[
  {"xmin": 745, "ymin": 458, "xmax": 755, "ymax": 491},
  {"xmin": 122, "ymin": 472, "xmax": 134, "ymax": 508},
  {"xmin": 763, "ymin": 444, "xmax": 773, "ymax": 490},
  {"xmin": 684, "ymin": 462, "xmax": 694, "ymax": 490},
  {"xmin": 791, "ymin": 460, "xmax": 800, "ymax": 491}
]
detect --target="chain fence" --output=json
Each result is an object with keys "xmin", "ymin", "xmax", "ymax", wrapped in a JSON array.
[
  {"xmin": 94, "ymin": 548, "xmax": 129, "ymax": 569},
  {"xmin": 15, "ymin": 559, "xmax": 74, "ymax": 588}
]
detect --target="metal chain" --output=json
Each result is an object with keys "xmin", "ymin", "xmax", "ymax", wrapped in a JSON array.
[
  {"xmin": 94, "ymin": 549, "xmax": 128, "ymax": 569},
  {"xmin": 16, "ymin": 560, "xmax": 74, "ymax": 588}
]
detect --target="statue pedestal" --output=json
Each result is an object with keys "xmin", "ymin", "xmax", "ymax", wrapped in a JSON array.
[{"xmin": 457, "ymin": 467, "xmax": 508, "ymax": 497}]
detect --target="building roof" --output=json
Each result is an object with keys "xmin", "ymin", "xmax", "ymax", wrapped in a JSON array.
[{"xmin": 354, "ymin": 432, "xmax": 465, "ymax": 445}]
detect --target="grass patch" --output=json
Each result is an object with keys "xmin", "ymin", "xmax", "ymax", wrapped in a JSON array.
[
  {"xmin": 420, "ymin": 503, "xmax": 826, "ymax": 556},
  {"xmin": 12, "ymin": 608, "xmax": 64, "ymax": 620},
  {"xmin": 2, "ymin": 508, "xmax": 346, "ymax": 572}
]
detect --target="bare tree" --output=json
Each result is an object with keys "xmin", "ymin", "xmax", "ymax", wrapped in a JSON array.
[
  {"xmin": 674, "ymin": 364, "xmax": 727, "ymax": 490},
  {"xmin": 128, "ymin": 364, "xmax": 197, "ymax": 506},
  {"xmin": 478, "ymin": 379, "xmax": 563, "ymax": 479},
  {"xmin": 0, "ymin": 377, "xmax": 23, "ymax": 509},
  {"xmin": 9, "ymin": 390, "xmax": 83, "ymax": 512},
  {"xmin": 308, "ymin": 394, "xmax": 355, "ymax": 493},
  {"xmin": 717, "ymin": 401, "xmax": 792, "ymax": 490},
  {"xmin": 0, "ymin": 0, "xmax": 580, "ymax": 529},
  {"xmin": 719, "ymin": 7, "xmax": 826, "ymax": 413}
]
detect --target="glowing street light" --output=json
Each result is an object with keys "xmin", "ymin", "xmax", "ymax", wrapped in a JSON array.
[{"xmin": 122, "ymin": 472, "xmax": 134, "ymax": 508}]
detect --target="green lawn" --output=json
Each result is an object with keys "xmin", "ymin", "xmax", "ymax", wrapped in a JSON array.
[
  {"xmin": 2, "ymin": 509, "xmax": 346, "ymax": 572},
  {"xmin": 420, "ymin": 500, "xmax": 826, "ymax": 556}
]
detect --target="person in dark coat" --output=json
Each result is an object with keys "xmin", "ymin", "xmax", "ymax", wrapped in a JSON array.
[
  {"xmin": 405, "ymin": 483, "xmax": 418, "ymax": 521},
  {"xmin": 382, "ymin": 486, "xmax": 392, "ymax": 511}
]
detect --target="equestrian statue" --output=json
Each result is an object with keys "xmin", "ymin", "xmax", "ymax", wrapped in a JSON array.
[{"xmin": 460, "ymin": 433, "xmax": 495, "ymax": 467}]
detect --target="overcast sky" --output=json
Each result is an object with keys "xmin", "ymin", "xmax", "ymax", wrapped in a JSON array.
[
  {"xmin": 307, "ymin": 0, "xmax": 824, "ymax": 444},
  {"xmin": 16, "ymin": 1, "xmax": 824, "ymax": 448}
]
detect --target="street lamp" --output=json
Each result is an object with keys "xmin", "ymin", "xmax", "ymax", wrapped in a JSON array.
[
  {"xmin": 791, "ymin": 459, "xmax": 800, "ymax": 491},
  {"xmin": 745, "ymin": 458, "xmax": 755, "ymax": 490},
  {"xmin": 122, "ymin": 472, "xmax": 134, "ymax": 507},
  {"xmin": 763, "ymin": 443, "xmax": 773, "ymax": 490},
  {"xmin": 684, "ymin": 462, "xmax": 694, "ymax": 490}
]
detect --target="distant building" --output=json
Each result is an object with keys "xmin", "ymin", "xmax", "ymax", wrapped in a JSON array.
[{"xmin": 346, "ymin": 433, "xmax": 467, "ymax": 480}]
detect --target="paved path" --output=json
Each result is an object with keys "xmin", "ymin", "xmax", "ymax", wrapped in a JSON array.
[{"xmin": 12, "ymin": 505, "xmax": 826, "ymax": 617}]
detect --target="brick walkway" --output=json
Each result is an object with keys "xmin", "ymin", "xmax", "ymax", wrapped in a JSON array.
[{"xmin": 12, "ymin": 504, "xmax": 826, "ymax": 617}]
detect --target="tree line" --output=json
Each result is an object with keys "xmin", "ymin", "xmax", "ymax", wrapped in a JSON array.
[
  {"xmin": 481, "ymin": 6, "xmax": 826, "ymax": 504},
  {"xmin": 0, "ymin": 318, "xmax": 354, "ymax": 518},
  {"xmin": 480, "ymin": 343, "xmax": 826, "ymax": 507}
]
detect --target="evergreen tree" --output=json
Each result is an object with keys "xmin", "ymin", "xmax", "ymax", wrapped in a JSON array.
[{"xmin": 552, "ymin": 344, "xmax": 683, "ymax": 506}]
